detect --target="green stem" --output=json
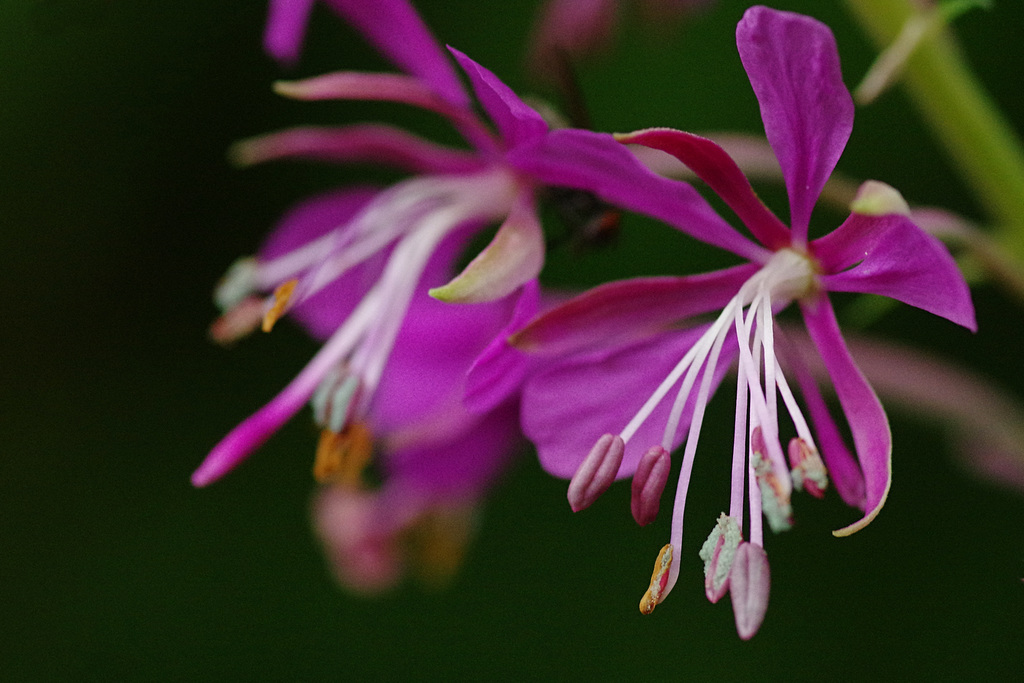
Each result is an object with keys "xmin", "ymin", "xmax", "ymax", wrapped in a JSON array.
[{"xmin": 843, "ymin": 0, "xmax": 1024, "ymax": 255}]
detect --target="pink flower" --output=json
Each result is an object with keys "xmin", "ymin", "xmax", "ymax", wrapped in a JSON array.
[{"xmin": 511, "ymin": 6, "xmax": 975, "ymax": 638}]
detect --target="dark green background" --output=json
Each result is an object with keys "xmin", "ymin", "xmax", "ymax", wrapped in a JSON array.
[{"xmin": 3, "ymin": 0, "xmax": 1022, "ymax": 679}]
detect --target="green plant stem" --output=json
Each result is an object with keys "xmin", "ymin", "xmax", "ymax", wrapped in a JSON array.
[{"xmin": 843, "ymin": 0, "xmax": 1024, "ymax": 256}]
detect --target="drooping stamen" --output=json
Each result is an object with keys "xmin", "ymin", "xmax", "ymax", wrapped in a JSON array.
[
  {"xmin": 313, "ymin": 423, "xmax": 373, "ymax": 486},
  {"xmin": 311, "ymin": 368, "xmax": 362, "ymax": 433},
  {"xmin": 631, "ymin": 445, "xmax": 670, "ymax": 526},
  {"xmin": 698, "ymin": 513, "xmax": 743, "ymax": 603},
  {"xmin": 209, "ymin": 297, "xmax": 265, "ymax": 345},
  {"xmin": 214, "ymin": 257, "xmax": 259, "ymax": 311},
  {"xmin": 729, "ymin": 542, "xmax": 771, "ymax": 640},
  {"xmin": 567, "ymin": 434, "xmax": 624, "ymax": 512},
  {"xmin": 262, "ymin": 278, "xmax": 298, "ymax": 332},
  {"xmin": 788, "ymin": 437, "xmax": 829, "ymax": 498},
  {"xmin": 639, "ymin": 544, "xmax": 674, "ymax": 615},
  {"xmin": 752, "ymin": 427, "xmax": 793, "ymax": 533}
]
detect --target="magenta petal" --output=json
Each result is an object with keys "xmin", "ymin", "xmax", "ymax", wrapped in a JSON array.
[
  {"xmin": 508, "ymin": 128, "xmax": 767, "ymax": 261},
  {"xmin": 230, "ymin": 124, "xmax": 486, "ymax": 174},
  {"xmin": 448, "ymin": 48, "xmax": 549, "ymax": 148},
  {"xmin": 618, "ymin": 128, "xmax": 791, "ymax": 250},
  {"xmin": 512, "ymin": 265, "xmax": 756, "ymax": 356},
  {"xmin": 736, "ymin": 7, "xmax": 853, "ymax": 243},
  {"xmin": 800, "ymin": 295, "xmax": 891, "ymax": 536},
  {"xmin": 321, "ymin": 0, "xmax": 468, "ymax": 107},
  {"xmin": 263, "ymin": 0, "xmax": 317, "ymax": 65},
  {"xmin": 814, "ymin": 213, "xmax": 976, "ymax": 330},
  {"xmin": 522, "ymin": 327, "xmax": 731, "ymax": 479},
  {"xmin": 465, "ymin": 280, "xmax": 541, "ymax": 414}
]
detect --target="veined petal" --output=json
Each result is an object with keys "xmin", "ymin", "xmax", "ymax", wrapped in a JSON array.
[
  {"xmin": 617, "ymin": 128, "xmax": 790, "ymax": 250},
  {"xmin": 263, "ymin": 0, "xmax": 317, "ymax": 65},
  {"xmin": 736, "ymin": 7, "xmax": 853, "ymax": 243},
  {"xmin": 449, "ymin": 48, "xmax": 549, "ymax": 148},
  {"xmin": 321, "ymin": 0, "xmax": 469, "ymax": 107},
  {"xmin": 814, "ymin": 213, "xmax": 976, "ymax": 331},
  {"xmin": 230, "ymin": 124, "xmax": 486, "ymax": 174},
  {"xmin": 509, "ymin": 128, "xmax": 768, "ymax": 261},
  {"xmin": 511, "ymin": 264, "xmax": 757, "ymax": 356},
  {"xmin": 465, "ymin": 280, "xmax": 541, "ymax": 414},
  {"xmin": 522, "ymin": 327, "xmax": 731, "ymax": 479},
  {"xmin": 800, "ymin": 295, "xmax": 891, "ymax": 537},
  {"xmin": 430, "ymin": 191, "xmax": 544, "ymax": 304}
]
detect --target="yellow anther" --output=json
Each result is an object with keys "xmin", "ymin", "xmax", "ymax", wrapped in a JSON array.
[
  {"xmin": 409, "ymin": 507, "xmax": 476, "ymax": 589},
  {"xmin": 262, "ymin": 278, "xmax": 298, "ymax": 332},
  {"xmin": 313, "ymin": 423, "xmax": 373, "ymax": 486},
  {"xmin": 639, "ymin": 543, "xmax": 673, "ymax": 615}
]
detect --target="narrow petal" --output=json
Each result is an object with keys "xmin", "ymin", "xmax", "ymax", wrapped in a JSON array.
[
  {"xmin": 263, "ymin": 0, "xmax": 317, "ymax": 65},
  {"xmin": 511, "ymin": 264, "xmax": 757, "ymax": 356},
  {"xmin": 321, "ymin": 0, "xmax": 469, "ymax": 107},
  {"xmin": 522, "ymin": 328, "xmax": 732, "ymax": 479},
  {"xmin": 814, "ymin": 212, "xmax": 976, "ymax": 330},
  {"xmin": 448, "ymin": 48, "xmax": 549, "ymax": 148},
  {"xmin": 508, "ymin": 128, "xmax": 767, "ymax": 261},
  {"xmin": 729, "ymin": 543, "xmax": 771, "ymax": 640},
  {"xmin": 800, "ymin": 296, "xmax": 891, "ymax": 536},
  {"xmin": 736, "ymin": 7, "xmax": 853, "ymax": 242},
  {"xmin": 617, "ymin": 128, "xmax": 791, "ymax": 250},
  {"xmin": 430, "ymin": 191, "xmax": 544, "ymax": 303},
  {"xmin": 464, "ymin": 281, "xmax": 541, "ymax": 414},
  {"xmin": 230, "ymin": 124, "xmax": 486, "ymax": 174}
]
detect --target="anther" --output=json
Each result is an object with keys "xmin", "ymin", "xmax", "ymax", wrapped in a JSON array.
[
  {"xmin": 631, "ymin": 445, "xmax": 670, "ymax": 526},
  {"xmin": 567, "ymin": 434, "xmax": 625, "ymax": 512},
  {"xmin": 787, "ymin": 437, "xmax": 828, "ymax": 499},
  {"xmin": 209, "ymin": 297, "xmax": 265, "ymax": 345},
  {"xmin": 639, "ymin": 544, "xmax": 674, "ymax": 615},
  {"xmin": 262, "ymin": 278, "xmax": 299, "ymax": 332},
  {"xmin": 313, "ymin": 423, "xmax": 373, "ymax": 486},
  {"xmin": 699, "ymin": 514, "xmax": 743, "ymax": 603},
  {"xmin": 751, "ymin": 427, "xmax": 793, "ymax": 532},
  {"xmin": 729, "ymin": 542, "xmax": 771, "ymax": 640}
]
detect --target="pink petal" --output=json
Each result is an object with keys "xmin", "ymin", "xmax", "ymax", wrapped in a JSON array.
[
  {"xmin": 448, "ymin": 48, "xmax": 549, "ymax": 148},
  {"xmin": 522, "ymin": 327, "xmax": 732, "ymax": 479},
  {"xmin": 508, "ymin": 128, "xmax": 768, "ymax": 261},
  {"xmin": 617, "ymin": 128, "xmax": 791, "ymax": 250},
  {"xmin": 464, "ymin": 280, "xmax": 542, "ymax": 414},
  {"xmin": 263, "ymin": 0, "xmax": 317, "ymax": 65},
  {"xmin": 229, "ymin": 124, "xmax": 486, "ymax": 174},
  {"xmin": 800, "ymin": 295, "xmax": 891, "ymax": 536},
  {"xmin": 511, "ymin": 265, "xmax": 756, "ymax": 356},
  {"xmin": 320, "ymin": 0, "xmax": 469, "ymax": 107},
  {"xmin": 813, "ymin": 212, "xmax": 976, "ymax": 331},
  {"xmin": 736, "ymin": 7, "xmax": 853, "ymax": 243}
]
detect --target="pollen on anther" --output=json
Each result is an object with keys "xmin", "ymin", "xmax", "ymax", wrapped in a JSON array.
[
  {"xmin": 314, "ymin": 423, "xmax": 373, "ymax": 486},
  {"xmin": 262, "ymin": 278, "xmax": 299, "ymax": 333},
  {"xmin": 639, "ymin": 544, "xmax": 673, "ymax": 615}
]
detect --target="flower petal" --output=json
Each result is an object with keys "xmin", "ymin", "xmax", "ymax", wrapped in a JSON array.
[
  {"xmin": 799, "ymin": 295, "xmax": 891, "ymax": 536},
  {"xmin": 511, "ymin": 264, "xmax": 757, "ymax": 356},
  {"xmin": 508, "ymin": 128, "xmax": 768, "ymax": 261},
  {"xmin": 430, "ymin": 191, "xmax": 544, "ymax": 303},
  {"xmin": 263, "ymin": 0, "xmax": 317, "ymax": 65},
  {"xmin": 320, "ymin": 0, "xmax": 469, "ymax": 107},
  {"xmin": 448, "ymin": 48, "xmax": 549, "ymax": 148},
  {"xmin": 229, "ymin": 124, "xmax": 486, "ymax": 174},
  {"xmin": 814, "ymin": 212, "xmax": 976, "ymax": 330},
  {"xmin": 522, "ymin": 327, "xmax": 731, "ymax": 479},
  {"xmin": 617, "ymin": 128, "xmax": 791, "ymax": 249},
  {"xmin": 736, "ymin": 6, "xmax": 853, "ymax": 243},
  {"xmin": 465, "ymin": 280, "xmax": 541, "ymax": 414}
]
